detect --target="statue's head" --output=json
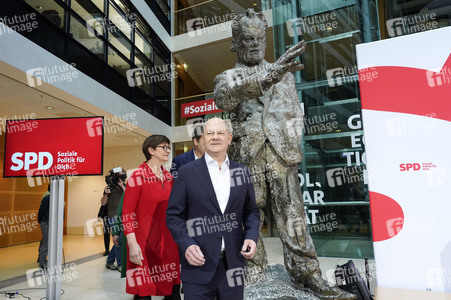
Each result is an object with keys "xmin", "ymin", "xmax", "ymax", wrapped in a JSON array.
[{"xmin": 231, "ymin": 9, "xmax": 268, "ymax": 66}]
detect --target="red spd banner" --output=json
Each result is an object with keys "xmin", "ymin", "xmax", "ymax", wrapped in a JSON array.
[
  {"xmin": 357, "ymin": 27, "xmax": 451, "ymax": 292},
  {"xmin": 3, "ymin": 117, "xmax": 104, "ymax": 177},
  {"xmin": 181, "ymin": 99, "xmax": 222, "ymax": 118}
]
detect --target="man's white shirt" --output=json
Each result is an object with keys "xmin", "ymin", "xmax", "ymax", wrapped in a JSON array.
[{"xmin": 204, "ymin": 152, "xmax": 230, "ymax": 251}]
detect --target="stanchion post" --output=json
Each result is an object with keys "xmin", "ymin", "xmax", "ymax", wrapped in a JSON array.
[{"xmin": 47, "ymin": 176, "xmax": 65, "ymax": 300}]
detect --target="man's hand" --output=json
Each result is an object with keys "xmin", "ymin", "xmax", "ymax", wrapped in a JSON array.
[
  {"xmin": 241, "ymin": 239, "xmax": 257, "ymax": 259},
  {"xmin": 113, "ymin": 235, "xmax": 120, "ymax": 247},
  {"xmin": 185, "ymin": 245, "xmax": 205, "ymax": 266},
  {"xmin": 101, "ymin": 186, "xmax": 111, "ymax": 206},
  {"xmin": 118, "ymin": 179, "xmax": 126, "ymax": 191}
]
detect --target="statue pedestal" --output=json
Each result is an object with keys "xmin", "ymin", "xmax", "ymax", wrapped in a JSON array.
[{"xmin": 244, "ymin": 264, "xmax": 320, "ymax": 300}]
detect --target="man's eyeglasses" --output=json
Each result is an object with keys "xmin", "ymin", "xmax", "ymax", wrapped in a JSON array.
[{"xmin": 156, "ymin": 145, "xmax": 171, "ymax": 152}]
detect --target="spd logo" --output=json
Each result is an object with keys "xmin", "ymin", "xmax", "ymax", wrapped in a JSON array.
[
  {"xmin": 400, "ymin": 163, "xmax": 421, "ymax": 171},
  {"xmin": 10, "ymin": 152, "xmax": 53, "ymax": 171}
]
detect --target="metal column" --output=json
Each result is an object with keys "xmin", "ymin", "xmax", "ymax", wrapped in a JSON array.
[{"xmin": 47, "ymin": 177, "xmax": 65, "ymax": 300}]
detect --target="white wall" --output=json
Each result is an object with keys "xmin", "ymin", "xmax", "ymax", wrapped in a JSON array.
[{"xmin": 67, "ymin": 145, "xmax": 147, "ymax": 234}]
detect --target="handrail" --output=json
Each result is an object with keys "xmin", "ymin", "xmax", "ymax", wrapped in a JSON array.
[
  {"xmin": 174, "ymin": 0, "xmax": 214, "ymax": 13},
  {"xmin": 175, "ymin": 92, "xmax": 213, "ymax": 101}
]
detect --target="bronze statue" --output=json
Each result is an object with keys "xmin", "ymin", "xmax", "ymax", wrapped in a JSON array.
[{"xmin": 214, "ymin": 9, "xmax": 356, "ymax": 300}]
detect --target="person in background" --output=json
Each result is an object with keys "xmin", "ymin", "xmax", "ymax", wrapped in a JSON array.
[
  {"xmin": 111, "ymin": 194, "xmax": 127, "ymax": 278},
  {"xmin": 170, "ymin": 125, "xmax": 205, "ymax": 177},
  {"xmin": 101, "ymin": 169, "xmax": 126, "ymax": 271},
  {"xmin": 122, "ymin": 135, "xmax": 181, "ymax": 300},
  {"xmin": 98, "ymin": 200, "xmax": 109, "ymax": 256},
  {"xmin": 37, "ymin": 185, "xmax": 50, "ymax": 270}
]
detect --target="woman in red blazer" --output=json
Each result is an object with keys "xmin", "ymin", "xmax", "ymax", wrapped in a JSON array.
[{"xmin": 122, "ymin": 135, "xmax": 181, "ymax": 300}]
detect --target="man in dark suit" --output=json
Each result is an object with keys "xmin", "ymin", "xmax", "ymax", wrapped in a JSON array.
[
  {"xmin": 170, "ymin": 125, "xmax": 205, "ymax": 177},
  {"xmin": 166, "ymin": 118, "xmax": 260, "ymax": 300}
]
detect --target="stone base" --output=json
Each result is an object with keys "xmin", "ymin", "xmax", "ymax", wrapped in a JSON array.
[{"xmin": 244, "ymin": 264, "xmax": 320, "ymax": 300}]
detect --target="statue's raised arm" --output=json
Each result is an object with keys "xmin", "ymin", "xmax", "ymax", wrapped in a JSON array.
[{"xmin": 214, "ymin": 10, "xmax": 306, "ymax": 111}]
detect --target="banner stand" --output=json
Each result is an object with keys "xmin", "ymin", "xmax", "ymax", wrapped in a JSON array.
[{"xmin": 47, "ymin": 176, "xmax": 65, "ymax": 300}]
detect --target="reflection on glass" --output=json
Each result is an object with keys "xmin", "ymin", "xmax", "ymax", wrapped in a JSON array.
[
  {"xmin": 72, "ymin": 0, "xmax": 103, "ymax": 21},
  {"xmin": 70, "ymin": 16, "xmax": 104, "ymax": 60},
  {"xmin": 155, "ymin": 85, "xmax": 170, "ymax": 109},
  {"xmin": 112, "ymin": 0, "xmax": 127, "ymax": 12},
  {"xmin": 156, "ymin": 78, "xmax": 170, "ymax": 95},
  {"xmin": 154, "ymin": 52, "xmax": 167, "ymax": 68},
  {"xmin": 135, "ymin": 31, "xmax": 153, "ymax": 61},
  {"xmin": 134, "ymin": 51, "xmax": 149, "ymax": 69},
  {"xmin": 91, "ymin": 0, "xmax": 104, "ymax": 12},
  {"xmin": 288, "ymin": 6, "xmax": 360, "ymax": 42},
  {"xmin": 109, "ymin": 29, "xmax": 132, "ymax": 59},
  {"xmin": 303, "ymin": 34, "xmax": 360, "ymax": 82},
  {"xmin": 385, "ymin": 0, "xmax": 451, "ymax": 39},
  {"xmin": 135, "ymin": 51, "xmax": 152, "ymax": 94},
  {"xmin": 174, "ymin": 0, "xmax": 267, "ymax": 35},
  {"xmin": 108, "ymin": 46, "xmax": 129, "ymax": 77},
  {"xmin": 156, "ymin": 0, "xmax": 170, "ymax": 20},
  {"xmin": 109, "ymin": 3, "xmax": 132, "ymax": 39},
  {"xmin": 72, "ymin": 0, "xmax": 104, "ymax": 36},
  {"xmin": 25, "ymin": 0, "xmax": 65, "ymax": 29}
]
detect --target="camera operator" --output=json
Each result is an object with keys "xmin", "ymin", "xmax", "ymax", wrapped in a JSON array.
[{"xmin": 101, "ymin": 168, "xmax": 126, "ymax": 271}]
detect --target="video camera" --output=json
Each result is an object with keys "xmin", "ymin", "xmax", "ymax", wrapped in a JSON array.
[{"xmin": 105, "ymin": 167, "xmax": 126, "ymax": 189}]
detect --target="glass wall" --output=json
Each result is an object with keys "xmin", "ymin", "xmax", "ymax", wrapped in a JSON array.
[
  {"xmin": 382, "ymin": 0, "xmax": 451, "ymax": 39},
  {"xmin": 4, "ymin": 0, "xmax": 172, "ymax": 125},
  {"xmin": 174, "ymin": 0, "xmax": 271, "ymax": 35},
  {"xmin": 145, "ymin": 0, "xmax": 170, "ymax": 34},
  {"xmin": 271, "ymin": 0, "xmax": 379, "ymax": 258},
  {"xmin": 268, "ymin": 0, "xmax": 450, "ymax": 258}
]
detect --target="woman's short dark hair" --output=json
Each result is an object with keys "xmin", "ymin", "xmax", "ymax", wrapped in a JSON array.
[{"xmin": 142, "ymin": 135, "xmax": 170, "ymax": 161}]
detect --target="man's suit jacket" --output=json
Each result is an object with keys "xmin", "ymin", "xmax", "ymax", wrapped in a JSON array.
[
  {"xmin": 166, "ymin": 155, "xmax": 260, "ymax": 284},
  {"xmin": 170, "ymin": 149, "xmax": 195, "ymax": 177}
]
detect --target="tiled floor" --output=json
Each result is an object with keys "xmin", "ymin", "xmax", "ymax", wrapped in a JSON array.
[{"xmin": 0, "ymin": 236, "xmax": 376, "ymax": 299}]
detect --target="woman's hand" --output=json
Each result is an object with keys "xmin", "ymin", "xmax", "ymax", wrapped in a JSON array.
[
  {"xmin": 128, "ymin": 241, "xmax": 143, "ymax": 266},
  {"xmin": 127, "ymin": 233, "xmax": 144, "ymax": 266}
]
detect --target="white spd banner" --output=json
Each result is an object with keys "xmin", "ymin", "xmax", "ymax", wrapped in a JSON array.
[{"xmin": 357, "ymin": 26, "xmax": 451, "ymax": 293}]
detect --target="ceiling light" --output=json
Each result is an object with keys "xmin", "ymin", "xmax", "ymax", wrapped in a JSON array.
[{"xmin": 46, "ymin": 106, "xmax": 53, "ymax": 110}]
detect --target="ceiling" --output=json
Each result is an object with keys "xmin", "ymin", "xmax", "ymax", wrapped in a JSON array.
[{"xmin": 0, "ymin": 72, "xmax": 146, "ymax": 148}]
